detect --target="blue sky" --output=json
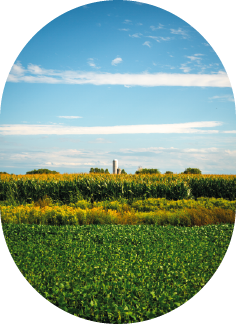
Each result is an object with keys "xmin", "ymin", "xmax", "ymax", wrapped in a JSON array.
[{"xmin": 0, "ymin": 0, "xmax": 235, "ymax": 174}]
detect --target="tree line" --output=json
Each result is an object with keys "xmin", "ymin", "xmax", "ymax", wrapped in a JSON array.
[
  {"xmin": 0, "ymin": 167, "xmax": 202, "ymax": 175},
  {"xmin": 89, "ymin": 168, "xmax": 127, "ymax": 174},
  {"xmin": 135, "ymin": 168, "xmax": 201, "ymax": 175}
]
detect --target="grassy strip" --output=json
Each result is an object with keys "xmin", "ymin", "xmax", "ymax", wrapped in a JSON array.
[{"xmin": 1, "ymin": 204, "xmax": 235, "ymax": 226}]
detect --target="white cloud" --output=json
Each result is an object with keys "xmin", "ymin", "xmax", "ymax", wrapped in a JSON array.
[
  {"xmin": 111, "ymin": 57, "xmax": 123, "ymax": 66},
  {"xmin": 129, "ymin": 33, "xmax": 142, "ymax": 38},
  {"xmin": 9, "ymin": 61, "xmax": 25, "ymax": 75},
  {"xmin": 0, "ymin": 121, "xmax": 222, "ymax": 136},
  {"xmin": 137, "ymin": 23, "xmax": 143, "ymax": 26},
  {"xmin": 87, "ymin": 59, "xmax": 96, "ymax": 68},
  {"xmin": 7, "ymin": 61, "xmax": 26, "ymax": 82},
  {"xmin": 27, "ymin": 63, "xmax": 44, "ymax": 74},
  {"xmin": 143, "ymin": 41, "xmax": 151, "ymax": 48},
  {"xmin": 225, "ymin": 150, "xmax": 236, "ymax": 155},
  {"xmin": 118, "ymin": 28, "xmax": 129, "ymax": 31},
  {"xmin": 1, "ymin": 145, "xmax": 235, "ymax": 173},
  {"xmin": 223, "ymin": 130, "xmax": 236, "ymax": 133},
  {"xmin": 7, "ymin": 62, "xmax": 231, "ymax": 87},
  {"xmin": 87, "ymin": 58, "xmax": 100, "ymax": 69}
]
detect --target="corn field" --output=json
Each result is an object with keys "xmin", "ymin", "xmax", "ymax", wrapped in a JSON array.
[{"xmin": 0, "ymin": 173, "xmax": 235, "ymax": 204}]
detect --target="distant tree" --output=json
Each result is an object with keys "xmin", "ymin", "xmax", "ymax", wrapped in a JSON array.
[
  {"xmin": 26, "ymin": 169, "xmax": 59, "ymax": 175},
  {"xmin": 0, "ymin": 171, "xmax": 9, "ymax": 174},
  {"xmin": 165, "ymin": 171, "xmax": 173, "ymax": 174},
  {"xmin": 183, "ymin": 168, "xmax": 202, "ymax": 175},
  {"xmin": 90, "ymin": 168, "xmax": 110, "ymax": 174},
  {"xmin": 121, "ymin": 169, "xmax": 127, "ymax": 175},
  {"xmin": 135, "ymin": 168, "xmax": 161, "ymax": 175}
]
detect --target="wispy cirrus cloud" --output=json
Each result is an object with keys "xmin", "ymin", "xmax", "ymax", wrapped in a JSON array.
[
  {"xmin": 58, "ymin": 116, "xmax": 83, "ymax": 119},
  {"xmin": 170, "ymin": 28, "xmax": 188, "ymax": 38},
  {"xmin": 150, "ymin": 24, "xmax": 164, "ymax": 31},
  {"xmin": 179, "ymin": 54, "xmax": 220, "ymax": 74},
  {"xmin": 209, "ymin": 95, "xmax": 234, "ymax": 102},
  {"xmin": 87, "ymin": 58, "xmax": 100, "ymax": 69},
  {"xmin": 143, "ymin": 41, "xmax": 151, "ymax": 48},
  {"xmin": 118, "ymin": 28, "xmax": 129, "ymax": 31},
  {"xmin": 7, "ymin": 62, "xmax": 231, "ymax": 87},
  {"xmin": 123, "ymin": 19, "xmax": 132, "ymax": 24},
  {"xmin": 120, "ymin": 146, "xmax": 220, "ymax": 154},
  {"xmin": 146, "ymin": 36, "xmax": 171, "ymax": 42},
  {"xmin": 129, "ymin": 33, "xmax": 142, "ymax": 38},
  {"xmin": 180, "ymin": 64, "xmax": 191, "ymax": 73},
  {"xmin": 186, "ymin": 54, "xmax": 204, "ymax": 63}
]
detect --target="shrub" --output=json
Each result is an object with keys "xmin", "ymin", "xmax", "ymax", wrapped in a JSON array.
[
  {"xmin": 165, "ymin": 171, "xmax": 173, "ymax": 174},
  {"xmin": 33, "ymin": 195, "xmax": 53, "ymax": 208}
]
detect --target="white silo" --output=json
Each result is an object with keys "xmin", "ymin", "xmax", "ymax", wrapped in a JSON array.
[{"xmin": 113, "ymin": 159, "xmax": 118, "ymax": 174}]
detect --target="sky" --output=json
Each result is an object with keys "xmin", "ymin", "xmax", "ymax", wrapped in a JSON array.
[{"xmin": 0, "ymin": 0, "xmax": 235, "ymax": 174}]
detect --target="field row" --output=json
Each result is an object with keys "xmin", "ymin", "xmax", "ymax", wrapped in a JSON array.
[{"xmin": 3, "ymin": 223, "xmax": 233, "ymax": 322}]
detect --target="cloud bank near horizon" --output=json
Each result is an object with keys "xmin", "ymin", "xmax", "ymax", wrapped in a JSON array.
[{"xmin": 7, "ymin": 62, "xmax": 231, "ymax": 88}]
